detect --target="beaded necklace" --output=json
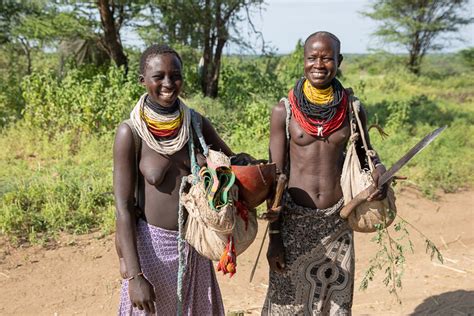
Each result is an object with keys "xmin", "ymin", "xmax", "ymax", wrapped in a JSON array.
[
  {"xmin": 130, "ymin": 94, "xmax": 190, "ymax": 155},
  {"xmin": 289, "ymin": 78, "xmax": 347, "ymax": 138},
  {"xmin": 140, "ymin": 98, "xmax": 183, "ymax": 139},
  {"xmin": 303, "ymin": 80, "xmax": 334, "ymax": 104}
]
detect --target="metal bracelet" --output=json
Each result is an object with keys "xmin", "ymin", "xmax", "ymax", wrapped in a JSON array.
[{"xmin": 268, "ymin": 230, "xmax": 281, "ymax": 235}]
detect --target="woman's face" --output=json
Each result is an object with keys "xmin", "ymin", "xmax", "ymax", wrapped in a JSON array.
[
  {"xmin": 303, "ymin": 36, "xmax": 342, "ymax": 89},
  {"xmin": 140, "ymin": 53, "xmax": 183, "ymax": 107}
]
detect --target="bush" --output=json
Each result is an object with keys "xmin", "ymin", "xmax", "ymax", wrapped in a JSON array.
[
  {"xmin": 459, "ymin": 47, "xmax": 474, "ymax": 69},
  {"xmin": 21, "ymin": 65, "xmax": 142, "ymax": 136},
  {"xmin": 219, "ymin": 55, "xmax": 285, "ymax": 107}
]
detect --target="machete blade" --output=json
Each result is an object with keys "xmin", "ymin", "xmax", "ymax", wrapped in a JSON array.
[{"xmin": 378, "ymin": 126, "xmax": 447, "ymax": 186}]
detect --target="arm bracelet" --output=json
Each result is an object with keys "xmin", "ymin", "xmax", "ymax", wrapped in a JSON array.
[
  {"xmin": 268, "ymin": 230, "xmax": 281, "ymax": 235},
  {"xmin": 126, "ymin": 272, "xmax": 144, "ymax": 281}
]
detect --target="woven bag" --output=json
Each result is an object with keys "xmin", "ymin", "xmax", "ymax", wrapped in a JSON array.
[
  {"xmin": 180, "ymin": 149, "xmax": 258, "ymax": 261},
  {"xmin": 340, "ymin": 94, "xmax": 397, "ymax": 233}
]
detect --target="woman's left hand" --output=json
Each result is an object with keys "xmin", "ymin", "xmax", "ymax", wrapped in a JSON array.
[{"xmin": 367, "ymin": 164, "xmax": 388, "ymax": 201}]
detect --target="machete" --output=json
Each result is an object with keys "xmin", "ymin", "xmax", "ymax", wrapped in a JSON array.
[{"xmin": 340, "ymin": 126, "xmax": 446, "ymax": 219}]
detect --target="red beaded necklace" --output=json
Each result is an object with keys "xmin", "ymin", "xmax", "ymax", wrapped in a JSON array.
[{"xmin": 288, "ymin": 88, "xmax": 348, "ymax": 138}]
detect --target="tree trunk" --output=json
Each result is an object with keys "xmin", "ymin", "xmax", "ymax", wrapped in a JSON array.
[
  {"xmin": 206, "ymin": 37, "xmax": 226, "ymax": 98},
  {"xmin": 200, "ymin": 0, "xmax": 228, "ymax": 98},
  {"xmin": 407, "ymin": 33, "xmax": 422, "ymax": 75},
  {"xmin": 19, "ymin": 37, "xmax": 31, "ymax": 75},
  {"xmin": 97, "ymin": 0, "xmax": 128, "ymax": 72},
  {"xmin": 407, "ymin": 52, "xmax": 420, "ymax": 75},
  {"xmin": 200, "ymin": 0, "xmax": 213, "ymax": 96}
]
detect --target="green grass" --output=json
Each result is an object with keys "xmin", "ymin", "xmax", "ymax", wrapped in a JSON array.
[{"xmin": 0, "ymin": 126, "xmax": 115, "ymax": 243}]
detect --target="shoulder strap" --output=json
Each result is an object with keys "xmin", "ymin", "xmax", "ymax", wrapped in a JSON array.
[
  {"xmin": 187, "ymin": 109, "xmax": 209, "ymax": 177},
  {"xmin": 347, "ymin": 93, "xmax": 376, "ymax": 172},
  {"xmin": 280, "ymin": 98, "xmax": 292, "ymax": 176},
  {"xmin": 123, "ymin": 119, "xmax": 142, "ymax": 205},
  {"xmin": 190, "ymin": 109, "xmax": 209, "ymax": 156},
  {"xmin": 281, "ymin": 97, "xmax": 291, "ymax": 142}
]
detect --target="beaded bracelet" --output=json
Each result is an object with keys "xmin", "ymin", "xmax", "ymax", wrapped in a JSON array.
[{"xmin": 126, "ymin": 272, "xmax": 144, "ymax": 281}]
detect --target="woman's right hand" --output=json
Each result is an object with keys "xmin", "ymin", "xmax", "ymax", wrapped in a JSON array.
[
  {"xmin": 267, "ymin": 234, "xmax": 286, "ymax": 273},
  {"xmin": 128, "ymin": 275, "xmax": 156, "ymax": 314},
  {"xmin": 261, "ymin": 205, "xmax": 282, "ymax": 222}
]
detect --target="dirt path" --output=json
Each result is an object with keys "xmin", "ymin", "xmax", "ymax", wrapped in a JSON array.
[{"xmin": 1, "ymin": 188, "xmax": 473, "ymax": 315}]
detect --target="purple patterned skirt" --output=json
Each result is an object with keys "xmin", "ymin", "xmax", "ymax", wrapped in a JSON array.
[{"xmin": 118, "ymin": 219, "xmax": 225, "ymax": 315}]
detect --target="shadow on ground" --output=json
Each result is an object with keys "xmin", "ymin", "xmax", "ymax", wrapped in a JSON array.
[{"xmin": 411, "ymin": 290, "xmax": 474, "ymax": 315}]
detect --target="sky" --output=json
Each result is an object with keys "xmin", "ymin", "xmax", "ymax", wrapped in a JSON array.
[
  {"xmin": 227, "ymin": 0, "xmax": 474, "ymax": 54},
  {"xmin": 122, "ymin": 0, "xmax": 474, "ymax": 55}
]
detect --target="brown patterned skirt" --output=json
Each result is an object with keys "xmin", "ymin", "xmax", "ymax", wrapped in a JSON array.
[{"xmin": 262, "ymin": 192, "xmax": 354, "ymax": 315}]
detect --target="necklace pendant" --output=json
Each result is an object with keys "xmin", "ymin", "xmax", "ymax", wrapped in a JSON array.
[{"xmin": 317, "ymin": 126, "xmax": 323, "ymax": 137}]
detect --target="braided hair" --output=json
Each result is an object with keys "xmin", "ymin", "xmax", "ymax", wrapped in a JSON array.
[{"xmin": 139, "ymin": 44, "xmax": 183, "ymax": 75}]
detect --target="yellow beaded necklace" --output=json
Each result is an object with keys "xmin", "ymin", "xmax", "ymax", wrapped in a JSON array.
[{"xmin": 303, "ymin": 79, "xmax": 334, "ymax": 105}]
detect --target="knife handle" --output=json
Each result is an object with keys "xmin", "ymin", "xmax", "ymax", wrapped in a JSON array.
[
  {"xmin": 339, "ymin": 184, "xmax": 374, "ymax": 219},
  {"xmin": 271, "ymin": 174, "xmax": 287, "ymax": 210}
]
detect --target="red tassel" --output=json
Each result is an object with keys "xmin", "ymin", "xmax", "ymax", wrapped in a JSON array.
[{"xmin": 216, "ymin": 235, "xmax": 237, "ymax": 277}]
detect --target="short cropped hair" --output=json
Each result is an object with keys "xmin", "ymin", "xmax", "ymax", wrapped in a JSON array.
[
  {"xmin": 139, "ymin": 44, "xmax": 183, "ymax": 75},
  {"xmin": 304, "ymin": 31, "xmax": 341, "ymax": 55}
]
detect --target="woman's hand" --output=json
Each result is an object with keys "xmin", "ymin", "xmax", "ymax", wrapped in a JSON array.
[
  {"xmin": 128, "ymin": 275, "xmax": 156, "ymax": 314},
  {"xmin": 267, "ymin": 234, "xmax": 286, "ymax": 273},
  {"xmin": 261, "ymin": 205, "xmax": 283, "ymax": 222},
  {"xmin": 367, "ymin": 164, "xmax": 388, "ymax": 201}
]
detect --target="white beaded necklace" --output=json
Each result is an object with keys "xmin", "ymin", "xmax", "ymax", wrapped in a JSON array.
[{"xmin": 130, "ymin": 94, "xmax": 191, "ymax": 155}]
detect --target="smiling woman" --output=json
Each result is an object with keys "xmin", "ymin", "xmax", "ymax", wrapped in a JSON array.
[{"xmin": 113, "ymin": 44, "xmax": 232, "ymax": 315}]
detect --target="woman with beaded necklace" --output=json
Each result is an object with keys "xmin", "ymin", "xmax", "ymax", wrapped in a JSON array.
[
  {"xmin": 114, "ymin": 44, "xmax": 232, "ymax": 315},
  {"xmin": 261, "ymin": 32, "xmax": 388, "ymax": 315}
]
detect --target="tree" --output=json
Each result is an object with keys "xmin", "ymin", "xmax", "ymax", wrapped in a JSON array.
[
  {"xmin": 0, "ymin": 1, "xmax": 103, "ymax": 74},
  {"xmin": 363, "ymin": 0, "xmax": 473, "ymax": 74},
  {"xmin": 95, "ymin": 0, "xmax": 142, "ymax": 72},
  {"xmin": 68, "ymin": 1, "xmax": 145, "ymax": 72},
  {"xmin": 144, "ymin": 0, "xmax": 265, "ymax": 98},
  {"xmin": 0, "ymin": 1, "xmax": 48, "ymax": 74}
]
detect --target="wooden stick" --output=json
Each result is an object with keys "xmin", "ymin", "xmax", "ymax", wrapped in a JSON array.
[
  {"xmin": 249, "ymin": 174, "xmax": 287, "ymax": 283},
  {"xmin": 249, "ymin": 223, "xmax": 268, "ymax": 283}
]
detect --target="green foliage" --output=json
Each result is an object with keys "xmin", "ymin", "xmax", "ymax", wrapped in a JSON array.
[
  {"xmin": 227, "ymin": 99, "xmax": 272, "ymax": 158},
  {"xmin": 277, "ymin": 40, "xmax": 304, "ymax": 90},
  {"xmin": 0, "ymin": 56, "xmax": 25, "ymax": 126},
  {"xmin": 188, "ymin": 94, "xmax": 272, "ymax": 159},
  {"xmin": 172, "ymin": 44, "xmax": 202, "ymax": 97},
  {"xmin": 21, "ymin": 65, "xmax": 142, "ymax": 135},
  {"xmin": 459, "ymin": 47, "xmax": 474, "ymax": 68},
  {"xmin": 219, "ymin": 56, "xmax": 285, "ymax": 107}
]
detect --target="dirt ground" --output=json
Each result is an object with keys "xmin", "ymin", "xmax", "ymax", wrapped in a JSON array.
[{"xmin": 0, "ymin": 187, "xmax": 473, "ymax": 315}]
